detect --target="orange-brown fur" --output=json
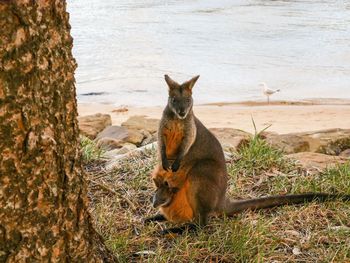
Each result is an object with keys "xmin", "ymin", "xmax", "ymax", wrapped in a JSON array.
[
  {"xmin": 163, "ymin": 121, "xmax": 184, "ymax": 159},
  {"xmin": 159, "ymin": 180, "xmax": 193, "ymax": 223},
  {"xmin": 151, "ymin": 165, "xmax": 193, "ymax": 223}
]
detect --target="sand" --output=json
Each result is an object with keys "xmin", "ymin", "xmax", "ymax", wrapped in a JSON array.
[{"xmin": 78, "ymin": 99, "xmax": 350, "ymax": 134}]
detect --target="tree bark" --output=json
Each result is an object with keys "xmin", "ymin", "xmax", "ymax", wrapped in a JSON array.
[{"xmin": 0, "ymin": 1, "xmax": 112, "ymax": 262}]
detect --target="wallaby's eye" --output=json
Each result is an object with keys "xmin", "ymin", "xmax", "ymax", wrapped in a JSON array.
[
  {"xmin": 171, "ymin": 97, "xmax": 176, "ymax": 103},
  {"xmin": 164, "ymin": 181, "xmax": 169, "ymax": 187}
]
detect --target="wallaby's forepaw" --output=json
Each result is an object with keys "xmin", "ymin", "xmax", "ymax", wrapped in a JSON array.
[
  {"xmin": 162, "ymin": 158, "xmax": 170, "ymax": 171},
  {"xmin": 171, "ymin": 160, "xmax": 180, "ymax": 172}
]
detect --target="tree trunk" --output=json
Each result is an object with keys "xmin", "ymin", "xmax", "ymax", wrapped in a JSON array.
[{"xmin": 0, "ymin": 1, "xmax": 112, "ymax": 262}]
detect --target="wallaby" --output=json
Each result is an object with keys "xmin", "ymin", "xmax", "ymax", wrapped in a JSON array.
[
  {"xmin": 147, "ymin": 172, "xmax": 350, "ymax": 234},
  {"xmin": 151, "ymin": 74, "xmax": 230, "ymax": 229},
  {"xmin": 146, "ymin": 74, "xmax": 350, "ymax": 234}
]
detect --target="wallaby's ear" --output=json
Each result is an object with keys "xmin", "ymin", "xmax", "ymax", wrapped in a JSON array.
[
  {"xmin": 164, "ymin": 74, "xmax": 179, "ymax": 89},
  {"xmin": 183, "ymin": 75, "xmax": 200, "ymax": 90}
]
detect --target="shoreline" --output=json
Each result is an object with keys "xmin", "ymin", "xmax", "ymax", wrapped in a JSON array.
[
  {"xmin": 200, "ymin": 98, "xmax": 350, "ymax": 107},
  {"xmin": 78, "ymin": 98, "xmax": 350, "ymax": 134}
]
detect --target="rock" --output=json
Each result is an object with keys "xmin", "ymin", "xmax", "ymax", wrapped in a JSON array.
[
  {"xmin": 105, "ymin": 142, "xmax": 158, "ymax": 171},
  {"xmin": 96, "ymin": 126, "xmax": 129, "ymax": 141},
  {"xmin": 287, "ymin": 152, "xmax": 348, "ymax": 173},
  {"xmin": 261, "ymin": 129, "xmax": 350, "ymax": 155},
  {"xmin": 209, "ymin": 128, "xmax": 251, "ymax": 151},
  {"xmin": 122, "ymin": 115, "xmax": 159, "ymax": 134},
  {"xmin": 96, "ymin": 137, "xmax": 124, "ymax": 150},
  {"xmin": 95, "ymin": 126, "xmax": 129, "ymax": 150},
  {"xmin": 262, "ymin": 132, "xmax": 310, "ymax": 154},
  {"xmin": 104, "ymin": 143, "xmax": 137, "ymax": 158},
  {"xmin": 339, "ymin": 149, "xmax": 350, "ymax": 158},
  {"xmin": 78, "ymin": 113, "xmax": 112, "ymax": 139},
  {"xmin": 298, "ymin": 129, "xmax": 350, "ymax": 155},
  {"xmin": 126, "ymin": 129, "xmax": 145, "ymax": 146},
  {"xmin": 141, "ymin": 130, "xmax": 157, "ymax": 146},
  {"xmin": 292, "ymin": 247, "xmax": 302, "ymax": 256}
]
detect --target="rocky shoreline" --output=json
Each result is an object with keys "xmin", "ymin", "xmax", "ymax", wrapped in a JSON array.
[{"xmin": 78, "ymin": 113, "xmax": 350, "ymax": 173}]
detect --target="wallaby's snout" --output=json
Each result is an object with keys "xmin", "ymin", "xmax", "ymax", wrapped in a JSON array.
[
  {"xmin": 178, "ymin": 109, "xmax": 186, "ymax": 118},
  {"xmin": 152, "ymin": 187, "xmax": 173, "ymax": 208}
]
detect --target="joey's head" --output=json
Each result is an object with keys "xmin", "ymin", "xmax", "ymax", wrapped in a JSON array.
[
  {"xmin": 164, "ymin": 74, "xmax": 200, "ymax": 119},
  {"xmin": 152, "ymin": 177, "xmax": 179, "ymax": 208}
]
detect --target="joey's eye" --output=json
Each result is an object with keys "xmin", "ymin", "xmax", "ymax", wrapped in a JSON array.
[
  {"xmin": 164, "ymin": 181, "xmax": 169, "ymax": 187},
  {"xmin": 171, "ymin": 187, "xmax": 179, "ymax": 193},
  {"xmin": 171, "ymin": 97, "xmax": 176, "ymax": 103}
]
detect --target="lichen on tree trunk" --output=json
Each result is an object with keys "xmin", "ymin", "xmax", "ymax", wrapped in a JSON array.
[{"xmin": 0, "ymin": 1, "xmax": 112, "ymax": 262}]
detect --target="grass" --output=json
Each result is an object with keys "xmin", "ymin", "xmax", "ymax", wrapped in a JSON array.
[
  {"xmin": 80, "ymin": 136, "xmax": 106, "ymax": 162},
  {"xmin": 82, "ymin": 134, "xmax": 350, "ymax": 262}
]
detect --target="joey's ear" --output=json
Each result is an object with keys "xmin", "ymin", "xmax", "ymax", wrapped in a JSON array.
[
  {"xmin": 183, "ymin": 75, "xmax": 200, "ymax": 90},
  {"xmin": 164, "ymin": 74, "xmax": 179, "ymax": 89}
]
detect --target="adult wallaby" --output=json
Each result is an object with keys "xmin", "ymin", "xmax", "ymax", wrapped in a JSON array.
[
  {"xmin": 146, "ymin": 74, "xmax": 350, "ymax": 234},
  {"xmin": 153, "ymin": 74, "xmax": 230, "ymax": 229}
]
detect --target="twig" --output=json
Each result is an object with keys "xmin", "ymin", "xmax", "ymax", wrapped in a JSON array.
[{"xmin": 89, "ymin": 179, "xmax": 137, "ymax": 211}]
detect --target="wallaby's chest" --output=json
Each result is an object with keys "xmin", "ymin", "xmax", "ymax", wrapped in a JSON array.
[{"xmin": 163, "ymin": 121, "xmax": 184, "ymax": 159}]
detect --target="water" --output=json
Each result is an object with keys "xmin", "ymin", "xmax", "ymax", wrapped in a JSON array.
[{"xmin": 67, "ymin": 0, "xmax": 350, "ymax": 106}]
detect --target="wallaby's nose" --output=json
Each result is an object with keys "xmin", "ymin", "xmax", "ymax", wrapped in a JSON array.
[
  {"xmin": 179, "ymin": 110, "xmax": 186, "ymax": 117},
  {"xmin": 152, "ymin": 195, "xmax": 160, "ymax": 208}
]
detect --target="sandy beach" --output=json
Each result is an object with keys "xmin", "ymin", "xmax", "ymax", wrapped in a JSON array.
[{"xmin": 78, "ymin": 99, "xmax": 350, "ymax": 134}]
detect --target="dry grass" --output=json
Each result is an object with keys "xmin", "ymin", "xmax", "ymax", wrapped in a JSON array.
[{"xmin": 83, "ymin": 136, "xmax": 350, "ymax": 263}]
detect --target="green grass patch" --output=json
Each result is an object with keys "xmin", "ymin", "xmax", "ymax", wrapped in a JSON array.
[{"xmin": 80, "ymin": 136, "xmax": 106, "ymax": 162}]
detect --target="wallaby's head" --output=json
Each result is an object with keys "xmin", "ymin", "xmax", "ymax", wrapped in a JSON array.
[
  {"xmin": 152, "ymin": 177, "xmax": 179, "ymax": 208},
  {"xmin": 164, "ymin": 74, "xmax": 200, "ymax": 119}
]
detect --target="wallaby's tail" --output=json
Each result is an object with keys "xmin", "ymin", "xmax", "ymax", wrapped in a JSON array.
[{"xmin": 224, "ymin": 193, "xmax": 350, "ymax": 215}]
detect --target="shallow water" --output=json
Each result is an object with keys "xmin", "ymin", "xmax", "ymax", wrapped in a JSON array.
[{"xmin": 67, "ymin": 0, "xmax": 350, "ymax": 106}]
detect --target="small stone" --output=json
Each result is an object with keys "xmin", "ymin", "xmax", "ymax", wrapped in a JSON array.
[{"xmin": 292, "ymin": 247, "xmax": 302, "ymax": 255}]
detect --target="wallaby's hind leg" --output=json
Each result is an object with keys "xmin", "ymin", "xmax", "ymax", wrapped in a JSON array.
[
  {"xmin": 189, "ymin": 161, "xmax": 228, "ymax": 225},
  {"xmin": 144, "ymin": 213, "xmax": 167, "ymax": 224}
]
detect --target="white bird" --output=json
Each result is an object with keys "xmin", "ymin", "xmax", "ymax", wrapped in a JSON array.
[{"xmin": 259, "ymin": 82, "xmax": 280, "ymax": 104}]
